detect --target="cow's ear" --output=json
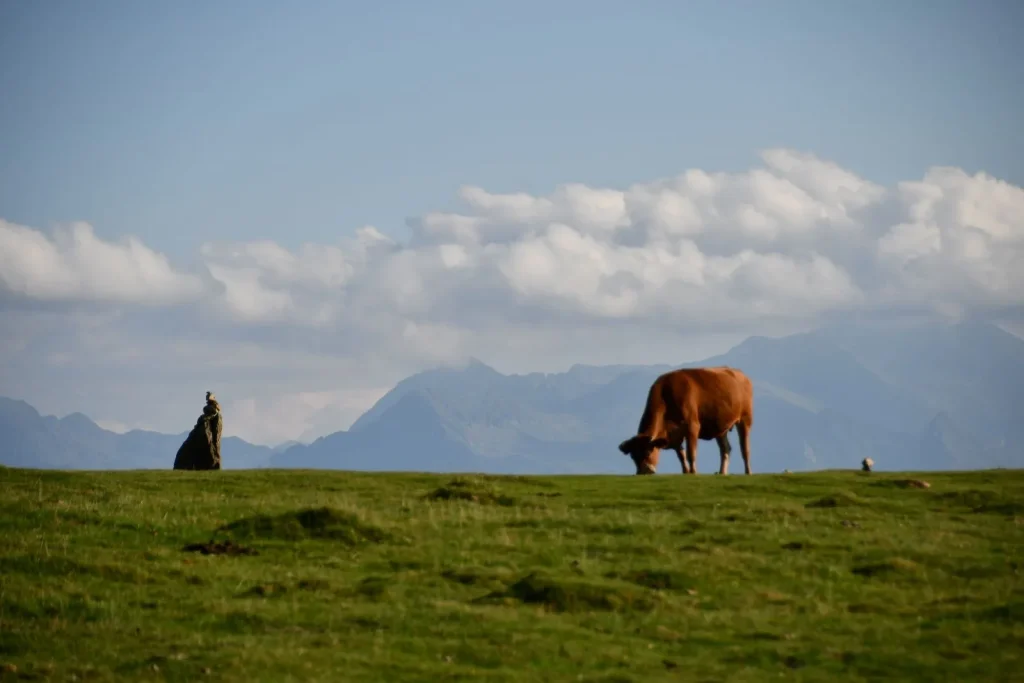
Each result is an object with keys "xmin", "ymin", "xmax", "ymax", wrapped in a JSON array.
[
  {"xmin": 618, "ymin": 435, "xmax": 648, "ymax": 454},
  {"xmin": 650, "ymin": 437, "xmax": 669, "ymax": 449}
]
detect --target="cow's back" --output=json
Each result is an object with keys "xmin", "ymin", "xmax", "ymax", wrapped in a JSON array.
[{"xmin": 659, "ymin": 366, "xmax": 752, "ymax": 436}]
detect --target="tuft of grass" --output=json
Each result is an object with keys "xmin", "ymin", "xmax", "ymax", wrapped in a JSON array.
[
  {"xmin": 607, "ymin": 568, "xmax": 694, "ymax": 592},
  {"xmin": 0, "ymin": 466, "xmax": 1021, "ymax": 681},
  {"xmin": 440, "ymin": 566, "xmax": 514, "ymax": 591},
  {"xmin": 423, "ymin": 477, "xmax": 517, "ymax": 506},
  {"xmin": 851, "ymin": 557, "xmax": 922, "ymax": 578},
  {"xmin": 217, "ymin": 506, "xmax": 390, "ymax": 545},
  {"xmin": 239, "ymin": 579, "xmax": 331, "ymax": 599},
  {"xmin": 929, "ymin": 488, "xmax": 1024, "ymax": 516},
  {"xmin": 240, "ymin": 582, "xmax": 289, "ymax": 598},
  {"xmin": 352, "ymin": 575, "xmax": 390, "ymax": 601},
  {"xmin": 479, "ymin": 571, "xmax": 659, "ymax": 612},
  {"xmin": 806, "ymin": 490, "xmax": 866, "ymax": 508}
]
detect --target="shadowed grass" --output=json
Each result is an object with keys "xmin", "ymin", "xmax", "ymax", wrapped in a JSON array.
[
  {"xmin": 478, "ymin": 571, "xmax": 660, "ymax": 612},
  {"xmin": 805, "ymin": 490, "xmax": 866, "ymax": 508},
  {"xmin": 606, "ymin": 568, "xmax": 696, "ymax": 592},
  {"xmin": 218, "ymin": 506, "xmax": 391, "ymax": 545},
  {"xmin": 423, "ymin": 477, "xmax": 518, "ymax": 506},
  {"xmin": 0, "ymin": 466, "xmax": 1021, "ymax": 682}
]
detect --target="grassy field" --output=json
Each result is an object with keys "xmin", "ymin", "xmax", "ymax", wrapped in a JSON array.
[{"xmin": 0, "ymin": 466, "xmax": 1022, "ymax": 682}]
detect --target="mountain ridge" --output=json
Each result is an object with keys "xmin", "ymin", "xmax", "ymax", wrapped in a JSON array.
[
  {"xmin": 2, "ymin": 321, "xmax": 1021, "ymax": 473},
  {"xmin": 0, "ymin": 397, "xmax": 274, "ymax": 470},
  {"xmin": 272, "ymin": 320, "xmax": 1022, "ymax": 473}
]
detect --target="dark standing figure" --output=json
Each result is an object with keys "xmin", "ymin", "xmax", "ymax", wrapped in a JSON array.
[{"xmin": 173, "ymin": 391, "xmax": 223, "ymax": 470}]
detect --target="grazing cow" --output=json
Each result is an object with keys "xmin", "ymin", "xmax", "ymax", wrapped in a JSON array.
[{"xmin": 618, "ymin": 366, "xmax": 753, "ymax": 476}]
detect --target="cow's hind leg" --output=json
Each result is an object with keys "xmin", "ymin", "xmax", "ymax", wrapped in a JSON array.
[
  {"xmin": 685, "ymin": 426, "xmax": 699, "ymax": 475},
  {"xmin": 674, "ymin": 447, "xmax": 691, "ymax": 474},
  {"xmin": 737, "ymin": 418, "xmax": 752, "ymax": 475},
  {"xmin": 716, "ymin": 433, "xmax": 732, "ymax": 475}
]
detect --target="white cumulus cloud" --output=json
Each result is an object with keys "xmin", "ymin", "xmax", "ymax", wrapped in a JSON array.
[
  {"xmin": 0, "ymin": 220, "xmax": 203, "ymax": 305},
  {"xmin": 3, "ymin": 148, "xmax": 1023, "ymax": 444},
  {"xmin": 4, "ymin": 150, "xmax": 1022, "ymax": 329},
  {"xmin": 4, "ymin": 149, "xmax": 1022, "ymax": 329},
  {"xmin": 200, "ymin": 149, "xmax": 1020, "ymax": 331}
]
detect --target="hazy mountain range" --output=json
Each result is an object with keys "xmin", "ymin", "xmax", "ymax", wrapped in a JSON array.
[
  {"xmin": 0, "ymin": 399, "xmax": 276, "ymax": 471},
  {"xmin": 2, "ymin": 321, "xmax": 1021, "ymax": 474}
]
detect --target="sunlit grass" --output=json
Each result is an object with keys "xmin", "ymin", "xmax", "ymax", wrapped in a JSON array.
[{"xmin": 0, "ymin": 466, "xmax": 1021, "ymax": 681}]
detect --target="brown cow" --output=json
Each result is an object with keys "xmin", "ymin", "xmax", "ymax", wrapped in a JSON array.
[{"xmin": 618, "ymin": 366, "xmax": 753, "ymax": 476}]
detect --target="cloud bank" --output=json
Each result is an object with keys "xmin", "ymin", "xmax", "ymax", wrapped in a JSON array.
[
  {"xmin": 0, "ymin": 221, "xmax": 204, "ymax": 305},
  {"xmin": 3, "ymin": 149, "xmax": 1022, "ymax": 443},
  {"xmin": 6, "ymin": 149, "xmax": 1020, "ymax": 327}
]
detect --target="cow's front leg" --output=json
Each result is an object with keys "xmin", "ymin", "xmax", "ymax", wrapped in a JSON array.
[
  {"xmin": 685, "ymin": 429, "xmax": 699, "ymax": 474},
  {"xmin": 673, "ymin": 447, "xmax": 691, "ymax": 474},
  {"xmin": 716, "ymin": 434, "xmax": 732, "ymax": 475}
]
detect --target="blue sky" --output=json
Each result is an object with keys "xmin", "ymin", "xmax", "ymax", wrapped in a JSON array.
[
  {"xmin": 1, "ymin": 1, "xmax": 1022, "ymax": 445},
  {"xmin": 2, "ymin": 0, "xmax": 1021, "ymax": 259}
]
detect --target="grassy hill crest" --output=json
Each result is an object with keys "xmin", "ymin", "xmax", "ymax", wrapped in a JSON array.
[{"xmin": 1, "ymin": 466, "xmax": 1021, "ymax": 681}]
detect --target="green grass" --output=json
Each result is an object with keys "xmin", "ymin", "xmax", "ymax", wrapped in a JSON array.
[{"xmin": 0, "ymin": 466, "xmax": 1022, "ymax": 682}]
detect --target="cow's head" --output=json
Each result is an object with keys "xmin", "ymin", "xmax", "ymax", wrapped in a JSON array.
[{"xmin": 618, "ymin": 435, "xmax": 668, "ymax": 475}]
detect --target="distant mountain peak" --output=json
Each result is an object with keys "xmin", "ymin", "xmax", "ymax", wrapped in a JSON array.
[
  {"xmin": 724, "ymin": 330, "xmax": 839, "ymax": 360},
  {"xmin": 728, "ymin": 333, "xmax": 798, "ymax": 352},
  {"xmin": 59, "ymin": 412, "xmax": 100, "ymax": 429},
  {"xmin": 0, "ymin": 396, "xmax": 41, "ymax": 420},
  {"xmin": 420, "ymin": 356, "xmax": 502, "ymax": 377},
  {"xmin": 272, "ymin": 439, "xmax": 306, "ymax": 453},
  {"xmin": 461, "ymin": 357, "xmax": 502, "ymax": 374}
]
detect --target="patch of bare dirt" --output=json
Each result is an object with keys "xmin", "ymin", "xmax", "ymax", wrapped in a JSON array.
[{"xmin": 182, "ymin": 540, "xmax": 259, "ymax": 556}]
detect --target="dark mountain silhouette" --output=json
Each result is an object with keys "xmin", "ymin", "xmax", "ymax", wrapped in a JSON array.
[
  {"xmin": 0, "ymin": 398, "xmax": 273, "ymax": 470},
  {"xmin": 2, "ymin": 321, "xmax": 1020, "ymax": 473},
  {"xmin": 272, "ymin": 320, "xmax": 1022, "ymax": 474},
  {"xmin": 812, "ymin": 320, "xmax": 1024, "ymax": 446}
]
